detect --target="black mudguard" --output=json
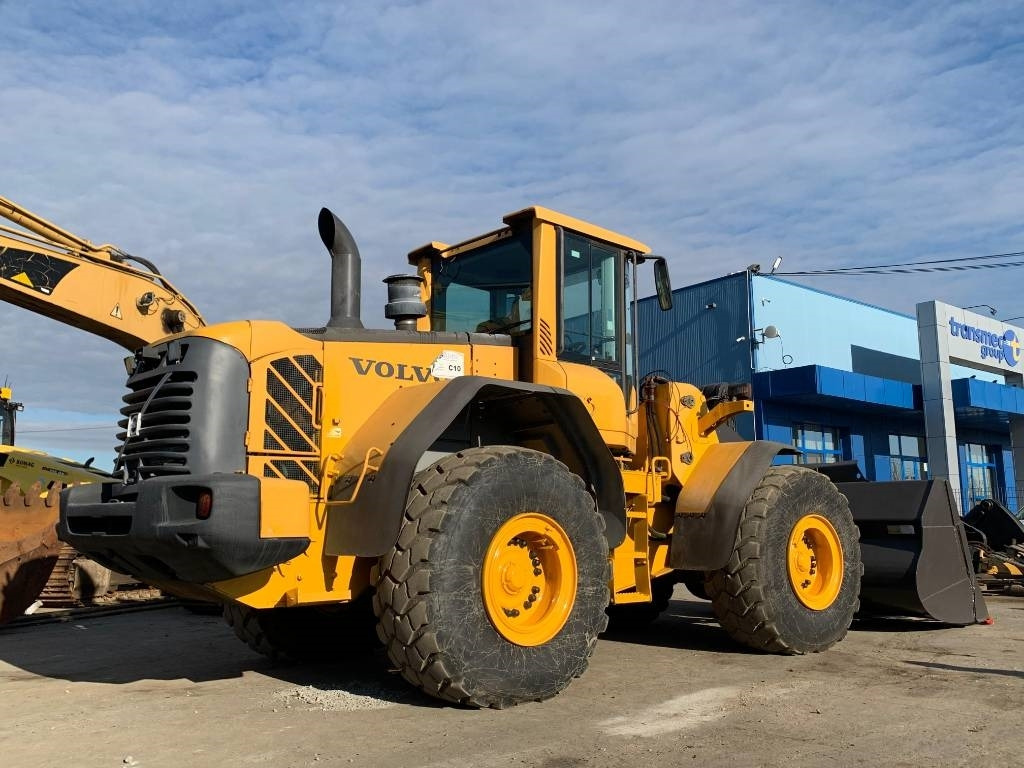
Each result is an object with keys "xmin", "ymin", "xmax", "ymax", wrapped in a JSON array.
[
  {"xmin": 669, "ymin": 440, "xmax": 796, "ymax": 571},
  {"xmin": 325, "ymin": 376, "xmax": 625, "ymax": 557}
]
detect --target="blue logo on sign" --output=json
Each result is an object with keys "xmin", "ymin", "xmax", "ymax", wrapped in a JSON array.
[
  {"xmin": 1002, "ymin": 328, "xmax": 1021, "ymax": 367},
  {"xmin": 949, "ymin": 318, "xmax": 1021, "ymax": 367}
]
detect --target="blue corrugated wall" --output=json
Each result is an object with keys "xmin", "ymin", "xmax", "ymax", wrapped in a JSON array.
[{"xmin": 637, "ymin": 273, "xmax": 751, "ymax": 385}]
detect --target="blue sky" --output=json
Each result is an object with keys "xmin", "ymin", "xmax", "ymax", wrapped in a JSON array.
[{"xmin": 2, "ymin": 1, "xmax": 1023, "ymax": 464}]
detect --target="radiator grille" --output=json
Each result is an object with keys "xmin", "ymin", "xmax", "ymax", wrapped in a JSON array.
[
  {"xmin": 115, "ymin": 338, "xmax": 252, "ymax": 482},
  {"xmin": 116, "ymin": 357, "xmax": 196, "ymax": 479}
]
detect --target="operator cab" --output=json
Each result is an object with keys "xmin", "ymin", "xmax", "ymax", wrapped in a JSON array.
[
  {"xmin": 416, "ymin": 207, "xmax": 670, "ymax": 406},
  {"xmin": 0, "ymin": 388, "xmax": 20, "ymax": 446}
]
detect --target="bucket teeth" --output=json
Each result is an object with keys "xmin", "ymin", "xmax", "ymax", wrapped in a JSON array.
[
  {"xmin": 0, "ymin": 480, "xmax": 65, "ymax": 624},
  {"xmin": 3, "ymin": 481, "xmax": 61, "ymax": 510}
]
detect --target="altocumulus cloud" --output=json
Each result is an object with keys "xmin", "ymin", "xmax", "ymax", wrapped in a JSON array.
[{"xmin": 0, "ymin": 0, "xmax": 1021, "ymax": 464}]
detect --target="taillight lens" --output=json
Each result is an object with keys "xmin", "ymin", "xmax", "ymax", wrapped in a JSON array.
[{"xmin": 196, "ymin": 490, "xmax": 213, "ymax": 520}]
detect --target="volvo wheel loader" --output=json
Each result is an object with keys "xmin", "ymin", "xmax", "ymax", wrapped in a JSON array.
[
  {"xmin": 59, "ymin": 206, "xmax": 986, "ymax": 707},
  {"xmin": 0, "ymin": 195, "xmax": 204, "ymax": 621}
]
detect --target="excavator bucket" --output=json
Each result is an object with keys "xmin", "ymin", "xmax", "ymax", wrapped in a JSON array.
[
  {"xmin": 0, "ymin": 481, "xmax": 62, "ymax": 624},
  {"xmin": 837, "ymin": 478, "xmax": 988, "ymax": 625}
]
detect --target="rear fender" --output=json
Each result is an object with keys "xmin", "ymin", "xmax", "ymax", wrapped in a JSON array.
[
  {"xmin": 324, "ymin": 375, "xmax": 625, "ymax": 556},
  {"xmin": 669, "ymin": 441, "xmax": 796, "ymax": 571}
]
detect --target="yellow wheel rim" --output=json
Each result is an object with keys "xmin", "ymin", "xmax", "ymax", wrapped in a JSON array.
[
  {"xmin": 787, "ymin": 513, "xmax": 844, "ymax": 610},
  {"xmin": 482, "ymin": 513, "xmax": 577, "ymax": 647}
]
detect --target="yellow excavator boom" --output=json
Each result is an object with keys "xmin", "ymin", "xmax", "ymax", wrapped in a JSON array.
[{"xmin": 0, "ymin": 195, "xmax": 204, "ymax": 350}]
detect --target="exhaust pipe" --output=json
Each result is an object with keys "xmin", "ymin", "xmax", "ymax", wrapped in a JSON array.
[{"xmin": 318, "ymin": 207, "xmax": 363, "ymax": 329}]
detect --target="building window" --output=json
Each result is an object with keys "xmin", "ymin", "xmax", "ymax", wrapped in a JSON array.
[
  {"xmin": 963, "ymin": 442, "xmax": 996, "ymax": 510},
  {"xmin": 793, "ymin": 425, "xmax": 842, "ymax": 464},
  {"xmin": 888, "ymin": 434, "xmax": 927, "ymax": 480}
]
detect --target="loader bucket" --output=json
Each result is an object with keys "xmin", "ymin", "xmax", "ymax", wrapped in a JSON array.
[
  {"xmin": 0, "ymin": 482, "xmax": 62, "ymax": 624},
  {"xmin": 963, "ymin": 498, "xmax": 1024, "ymax": 550},
  {"xmin": 836, "ymin": 479, "xmax": 988, "ymax": 625}
]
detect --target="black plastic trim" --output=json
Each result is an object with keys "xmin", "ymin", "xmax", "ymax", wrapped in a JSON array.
[
  {"xmin": 327, "ymin": 375, "xmax": 625, "ymax": 556},
  {"xmin": 59, "ymin": 474, "xmax": 308, "ymax": 585}
]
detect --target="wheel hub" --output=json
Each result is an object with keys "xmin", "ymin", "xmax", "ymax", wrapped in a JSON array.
[
  {"xmin": 787, "ymin": 513, "xmax": 844, "ymax": 610},
  {"xmin": 482, "ymin": 513, "xmax": 577, "ymax": 646}
]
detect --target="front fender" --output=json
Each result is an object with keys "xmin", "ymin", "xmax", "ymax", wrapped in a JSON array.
[{"xmin": 669, "ymin": 441, "xmax": 796, "ymax": 571}]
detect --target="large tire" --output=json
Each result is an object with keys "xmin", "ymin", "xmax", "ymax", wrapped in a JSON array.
[
  {"xmin": 374, "ymin": 446, "xmax": 609, "ymax": 708},
  {"xmin": 604, "ymin": 574, "xmax": 676, "ymax": 631},
  {"xmin": 706, "ymin": 465, "xmax": 862, "ymax": 654},
  {"xmin": 224, "ymin": 591, "xmax": 378, "ymax": 663}
]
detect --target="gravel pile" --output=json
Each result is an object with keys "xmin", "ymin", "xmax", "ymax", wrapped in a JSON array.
[{"xmin": 273, "ymin": 679, "xmax": 416, "ymax": 712}]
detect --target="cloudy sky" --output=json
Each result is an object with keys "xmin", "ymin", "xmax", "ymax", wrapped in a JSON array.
[{"xmin": 1, "ymin": 0, "xmax": 1023, "ymax": 465}]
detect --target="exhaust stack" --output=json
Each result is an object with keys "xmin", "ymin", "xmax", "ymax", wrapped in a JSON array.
[{"xmin": 318, "ymin": 207, "xmax": 363, "ymax": 329}]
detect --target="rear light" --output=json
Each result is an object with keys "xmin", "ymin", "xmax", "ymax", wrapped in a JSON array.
[{"xmin": 196, "ymin": 490, "xmax": 213, "ymax": 520}]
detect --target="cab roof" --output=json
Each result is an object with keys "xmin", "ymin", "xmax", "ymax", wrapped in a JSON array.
[{"xmin": 408, "ymin": 206, "xmax": 649, "ymax": 264}]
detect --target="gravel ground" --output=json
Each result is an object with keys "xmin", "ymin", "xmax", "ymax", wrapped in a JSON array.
[{"xmin": 0, "ymin": 587, "xmax": 1021, "ymax": 768}]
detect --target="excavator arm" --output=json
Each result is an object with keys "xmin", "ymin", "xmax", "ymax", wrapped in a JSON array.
[
  {"xmin": 0, "ymin": 195, "xmax": 205, "ymax": 621},
  {"xmin": 0, "ymin": 195, "xmax": 204, "ymax": 350}
]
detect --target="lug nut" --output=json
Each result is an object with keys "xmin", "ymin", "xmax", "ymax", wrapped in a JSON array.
[
  {"xmin": 533, "ymin": 568, "xmax": 542, "ymax": 576},
  {"xmin": 531, "ymin": 586, "xmax": 540, "ymax": 594},
  {"xmin": 523, "ymin": 601, "xmax": 532, "ymax": 610},
  {"xmin": 518, "ymin": 540, "xmax": 527, "ymax": 548},
  {"xmin": 801, "ymin": 580, "xmax": 811, "ymax": 588},
  {"xmin": 527, "ymin": 593, "xmax": 537, "ymax": 603},
  {"xmin": 528, "ymin": 550, "xmax": 537, "ymax": 559},
  {"xmin": 531, "ymin": 558, "xmax": 541, "ymax": 567}
]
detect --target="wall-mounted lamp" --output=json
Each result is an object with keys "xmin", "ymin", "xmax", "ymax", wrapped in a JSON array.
[
  {"xmin": 752, "ymin": 325, "xmax": 780, "ymax": 346},
  {"xmin": 769, "ymin": 256, "xmax": 783, "ymax": 274}
]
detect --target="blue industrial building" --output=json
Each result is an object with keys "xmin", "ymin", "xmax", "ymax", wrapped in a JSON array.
[{"xmin": 637, "ymin": 271, "xmax": 1024, "ymax": 513}]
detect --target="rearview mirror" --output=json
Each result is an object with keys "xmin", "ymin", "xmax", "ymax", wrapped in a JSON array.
[{"xmin": 653, "ymin": 257, "xmax": 672, "ymax": 311}]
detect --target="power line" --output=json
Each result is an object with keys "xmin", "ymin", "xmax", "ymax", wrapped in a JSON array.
[
  {"xmin": 17, "ymin": 425, "xmax": 112, "ymax": 434},
  {"xmin": 778, "ymin": 259, "xmax": 1024, "ymax": 276},
  {"xmin": 775, "ymin": 249, "xmax": 1024, "ymax": 277}
]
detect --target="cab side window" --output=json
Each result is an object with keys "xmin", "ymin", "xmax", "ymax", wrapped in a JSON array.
[{"xmin": 560, "ymin": 233, "xmax": 622, "ymax": 371}]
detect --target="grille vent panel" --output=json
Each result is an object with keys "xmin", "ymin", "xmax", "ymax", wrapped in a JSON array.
[
  {"xmin": 539, "ymin": 319, "xmax": 554, "ymax": 356},
  {"xmin": 262, "ymin": 354, "xmax": 320, "ymax": 454},
  {"xmin": 263, "ymin": 459, "xmax": 320, "ymax": 493}
]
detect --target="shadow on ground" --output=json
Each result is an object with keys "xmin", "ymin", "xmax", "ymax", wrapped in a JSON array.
[
  {"xmin": 905, "ymin": 660, "xmax": 1024, "ymax": 680},
  {"xmin": 0, "ymin": 589, "xmax": 1001, "ymax": 696},
  {"xmin": 0, "ymin": 605, "xmax": 438, "ymax": 706}
]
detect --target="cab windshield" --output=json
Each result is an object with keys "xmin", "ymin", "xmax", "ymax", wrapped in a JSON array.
[{"xmin": 430, "ymin": 230, "xmax": 532, "ymax": 334}]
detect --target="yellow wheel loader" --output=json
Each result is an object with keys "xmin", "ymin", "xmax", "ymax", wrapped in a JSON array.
[
  {"xmin": 0, "ymin": 196, "xmax": 204, "ymax": 621},
  {"xmin": 59, "ymin": 206, "xmax": 985, "ymax": 707}
]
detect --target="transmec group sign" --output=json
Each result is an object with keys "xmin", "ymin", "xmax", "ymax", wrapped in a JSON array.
[{"xmin": 948, "ymin": 317, "xmax": 1021, "ymax": 368}]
